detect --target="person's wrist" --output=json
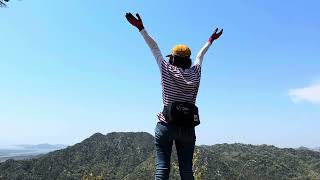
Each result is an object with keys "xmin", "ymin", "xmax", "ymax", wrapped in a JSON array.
[
  {"xmin": 138, "ymin": 25, "xmax": 144, "ymax": 31},
  {"xmin": 208, "ymin": 37, "xmax": 214, "ymax": 44}
]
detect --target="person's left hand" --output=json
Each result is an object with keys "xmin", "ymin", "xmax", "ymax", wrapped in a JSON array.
[{"xmin": 125, "ymin": 13, "xmax": 144, "ymax": 31}]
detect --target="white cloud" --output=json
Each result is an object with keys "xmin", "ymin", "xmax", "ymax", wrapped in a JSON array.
[{"xmin": 289, "ymin": 83, "xmax": 320, "ymax": 104}]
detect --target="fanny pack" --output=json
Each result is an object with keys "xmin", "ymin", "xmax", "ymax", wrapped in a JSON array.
[{"xmin": 163, "ymin": 102, "xmax": 200, "ymax": 127}]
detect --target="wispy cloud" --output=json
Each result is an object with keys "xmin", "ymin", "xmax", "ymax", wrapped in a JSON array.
[{"xmin": 289, "ymin": 82, "xmax": 320, "ymax": 105}]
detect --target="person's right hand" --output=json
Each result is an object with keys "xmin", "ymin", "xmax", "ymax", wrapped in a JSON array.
[
  {"xmin": 125, "ymin": 13, "xmax": 144, "ymax": 31},
  {"xmin": 209, "ymin": 28, "xmax": 223, "ymax": 43}
]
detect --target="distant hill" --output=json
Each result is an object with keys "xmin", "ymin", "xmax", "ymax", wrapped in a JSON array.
[
  {"xmin": 0, "ymin": 132, "xmax": 319, "ymax": 180},
  {"xmin": 312, "ymin": 147, "xmax": 320, "ymax": 152},
  {"xmin": 14, "ymin": 144, "xmax": 67, "ymax": 150},
  {"xmin": 0, "ymin": 154, "xmax": 43, "ymax": 163},
  {"xmin": 0, "ymin": 144, "xmax": 68, "ymax": 163}
]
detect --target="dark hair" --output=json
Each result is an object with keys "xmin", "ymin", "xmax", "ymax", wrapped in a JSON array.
[{"xmin": 169, "ymin": 56, "xmax": 192, "ymax": 69}]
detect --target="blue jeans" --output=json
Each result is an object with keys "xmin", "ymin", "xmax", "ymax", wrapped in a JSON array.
[{"xmin": 154, "ymin": 121, "xmax": 196, "ymax": 180}]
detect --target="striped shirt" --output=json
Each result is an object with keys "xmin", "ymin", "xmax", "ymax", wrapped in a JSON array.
[{"xmin": 140, "ymin": 29, "xmax": 211, "ymax": 122}]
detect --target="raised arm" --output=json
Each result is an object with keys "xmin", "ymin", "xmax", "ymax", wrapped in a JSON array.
[
  {"xmin": 125, "ymin": 13, "xmax": 163, "ymax": 69},
  {"xmin": 194, "ymin": 28, "xmax": 223, "ymax": 66}
]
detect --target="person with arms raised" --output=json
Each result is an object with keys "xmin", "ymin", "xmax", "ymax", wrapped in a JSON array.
[{"xmin": 125, "ymin": 12, "xmax": 223, "ymax": 180}]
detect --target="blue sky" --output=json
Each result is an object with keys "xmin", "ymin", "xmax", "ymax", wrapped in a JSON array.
[{"xmin": 0, "ymin": 0, "xmax": 319, "ymax": 148}]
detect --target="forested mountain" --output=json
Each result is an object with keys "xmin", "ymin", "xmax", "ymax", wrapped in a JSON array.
[{"xmin": 0, "ymin": 132, "xmax": 319, "ymax": 180}]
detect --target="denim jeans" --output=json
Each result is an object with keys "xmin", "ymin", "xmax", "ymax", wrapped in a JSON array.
[{"xmin": 154, "ymin": 121, "xmax": 196, "ymax": 180}]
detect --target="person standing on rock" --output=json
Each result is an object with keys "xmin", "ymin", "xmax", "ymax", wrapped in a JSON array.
[{"xmin": 125, "ymin": 12, "xmax": 223, "ymax": 180}]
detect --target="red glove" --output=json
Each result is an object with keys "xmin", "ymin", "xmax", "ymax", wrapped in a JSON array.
[
  {"xmin": 125, "ymin": 13, "xmax": 144, "ymax": 31},
  {"xmin": 209, "ymin": 28, "xmax": 223, "ymax": 43}
]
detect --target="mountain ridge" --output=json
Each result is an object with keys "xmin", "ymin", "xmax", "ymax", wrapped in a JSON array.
[{"xmin": 0, "ymin": 132, "xmax": 319, "ymax": 180}]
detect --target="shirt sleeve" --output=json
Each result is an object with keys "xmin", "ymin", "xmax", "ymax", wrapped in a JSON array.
[
  {"xmin": 194, "ymin": 41, "xmax": 212, "ymax": 66},
  {"xmin": 140, "ymin": 29, "xmax": 164, "ymax": 69}
]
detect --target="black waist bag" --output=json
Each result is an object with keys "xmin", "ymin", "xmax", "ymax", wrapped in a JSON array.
[{"xmin": 163, "ymin": 102, "xmax": 200, "ymax": 127}]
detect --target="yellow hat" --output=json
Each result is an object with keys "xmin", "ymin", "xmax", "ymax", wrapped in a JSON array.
[{"xmin": 166, "ymin": 44, "xmax": 191, "ymax": 58}]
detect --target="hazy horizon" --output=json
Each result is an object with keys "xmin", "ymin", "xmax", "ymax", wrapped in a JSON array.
[
  {"xmin": 1, "ymin": 1, "xmax": 319, "ymax": 148},
  {"xmin": 0, "ymin": 131, "xmax": 318, "ymax": 150}
]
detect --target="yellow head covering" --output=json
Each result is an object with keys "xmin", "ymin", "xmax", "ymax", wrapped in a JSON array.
[{"xmin": 168, "ymin": 44, "xmax": 191, "ymax": 57}]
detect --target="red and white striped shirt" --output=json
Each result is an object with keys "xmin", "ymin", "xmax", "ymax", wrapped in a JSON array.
[{"xmin": 140, "ymin": 29, "xmax": 211, "ymax": 122}]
